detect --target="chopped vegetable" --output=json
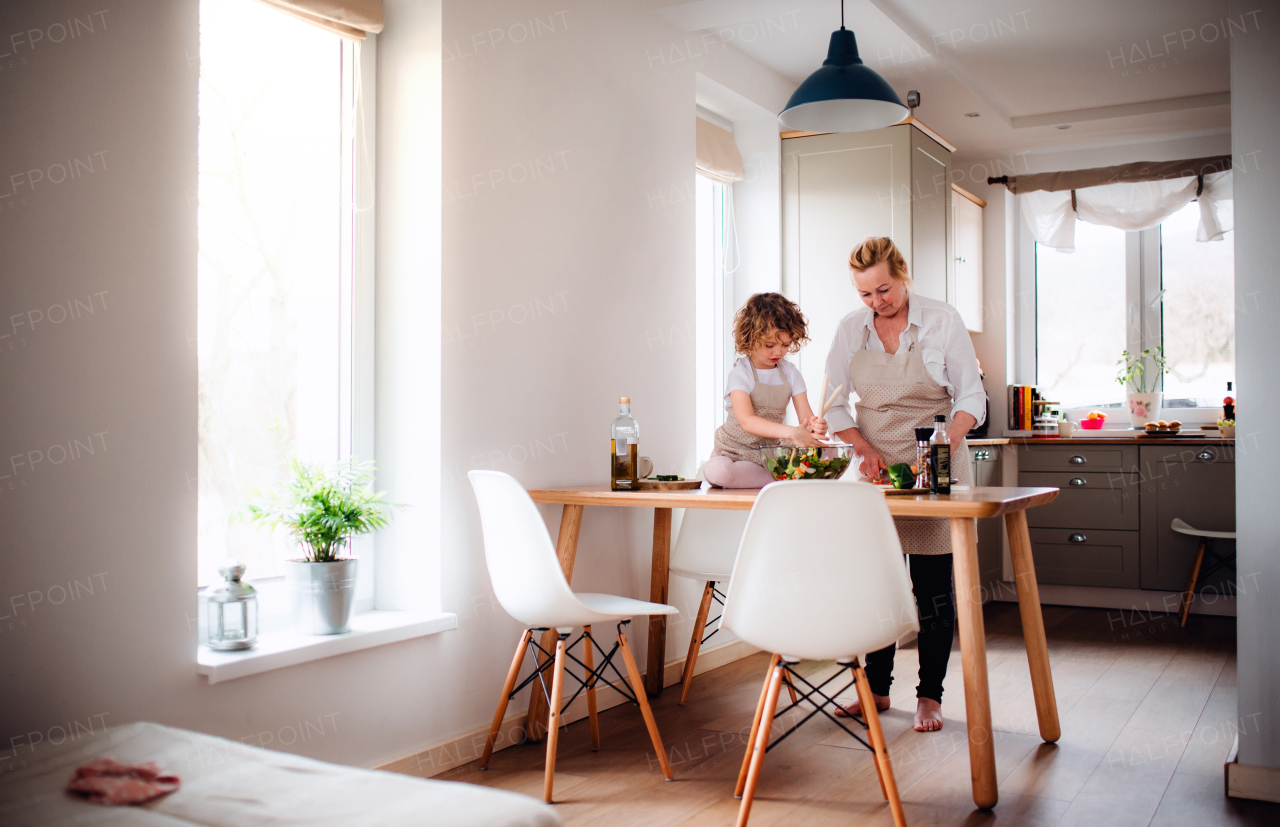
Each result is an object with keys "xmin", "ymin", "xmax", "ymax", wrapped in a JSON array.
[
  {"xmin": 886, "ymin": 463, "xmax": 916, "ymax": 490},
  {"xmin": 764, "ymin": 448, "xmax": 852, "ymax": 481}
]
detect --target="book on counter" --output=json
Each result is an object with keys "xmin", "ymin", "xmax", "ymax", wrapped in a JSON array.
[{"xmin": 1007, "ymin": 384, "xmax": 1040, "ymax": 431}]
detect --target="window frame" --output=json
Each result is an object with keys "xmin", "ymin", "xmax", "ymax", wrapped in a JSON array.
[{"xmin": 1019, "ymin": 198, "xmax": 1231, "ymax": 426}]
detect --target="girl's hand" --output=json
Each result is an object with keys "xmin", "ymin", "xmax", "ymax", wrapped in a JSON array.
[
  {"xmin": 857, "ymin": 445, "xmax": 888, "ymax": 481},
  {"xmin": 808, "ymin": 416, "xmax": 828, "ymax": 438},
  {"xmin": 787, "ymin": 425, "xmax": 823, "ymax": 448}
]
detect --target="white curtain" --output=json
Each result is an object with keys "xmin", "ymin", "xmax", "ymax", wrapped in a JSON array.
[
  {"xmin": 1198, "ymin": 170, "xmax": 1233, "ymax": 241},
  {"xmin": 695, "ymin": 118, "xmax": 745, "ymax": 184},
  {"xmin": 1022, "ymin": 171, "xmax": 1234, "ymax": 251},
  {"xmin": 255, "ymin": 0, "xmax": 384, "ymax": 40}
]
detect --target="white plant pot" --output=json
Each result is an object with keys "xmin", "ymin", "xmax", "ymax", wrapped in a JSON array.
[
  {"xmin": 285, "ymin": 558, "xmax": 358, "ymax": 635},
  {"xmin": 1126, "ymin": 392, "xmax": 1163, "ymax": 428}
]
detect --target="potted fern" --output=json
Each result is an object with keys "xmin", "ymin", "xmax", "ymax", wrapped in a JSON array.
[
  {"xmin": 1116, "ymin": 347, "xmax": 1168, "ymax": 429},
  {"xmin": 246, "ymin": 458, "xmax": 400, "ymax": 635}
]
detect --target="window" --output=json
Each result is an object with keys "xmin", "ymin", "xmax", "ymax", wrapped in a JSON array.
[
  {"xmin": 1033, "ymin": 202, "xmax": 1234, "ymax": 413},
  {"xmin": 197, "ymin": 0, "xmax": 361, "ymax": 587},
  {"xmin": 694, "ymin": 174, "xmax": 734, "ymax": 461},
  {"xmin": 1159, "ymin": 202, "xmax": 1234, "ymax": 406},
  {"xmin": 1035, "ymin": 222, "xmax": 1128, "ymax": 408}
]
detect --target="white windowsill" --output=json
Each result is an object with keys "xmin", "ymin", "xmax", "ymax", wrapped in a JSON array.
[{"xmin": 197, "ymin": 610, "xmax": 457, "ymax": 685}]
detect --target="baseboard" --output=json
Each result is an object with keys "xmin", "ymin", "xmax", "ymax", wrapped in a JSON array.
[
  {"xmin": 1225, "ymin": 734, "xmax": 1280, "ymax": 803},
  {"xmin": 376, "ymin": 638, "xmax": 761, "ymax": 778},
  {"xmin": 989, "ymin": 581, "xmax": 1236, "ymax": 618}
]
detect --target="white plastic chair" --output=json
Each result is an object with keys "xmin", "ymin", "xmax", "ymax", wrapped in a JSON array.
[
  {"xmin": 721, "ymin": 480, "xmax": 918, "ymax": 827},
  {"xmin": 467, "ymin": 470, "xmax": 678, "ymax": 803},
  {"xmin": 669, "ymin": 509, "xmax": 747, "ymax": 704},
  {"xmin": 1171, "ymin": 517, "xmax": 1237, "ymax": 627}
]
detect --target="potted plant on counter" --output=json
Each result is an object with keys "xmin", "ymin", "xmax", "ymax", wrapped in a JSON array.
[
  {"xmin": 1117, "ymin": 347, "xmax": 1168, "ymax": 429},
  {"xmin": 246, "ymin": 458, "xmax": 400, "ymax": 635}
]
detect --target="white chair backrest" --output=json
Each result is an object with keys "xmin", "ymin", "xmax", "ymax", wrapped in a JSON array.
[
  {"xmin": 671, "ymin": 508, "xmax": 749, "ymax": 581},
  {"xmin": 467, "ymin": 470, "xmax": 580, "ymax": 627},
  {"xmin": 721, "ymin": 480, "xmax": 919, "ymax": 661}
]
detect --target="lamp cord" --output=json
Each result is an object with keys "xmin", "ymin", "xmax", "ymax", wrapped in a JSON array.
[{"xmin": 840, "ymin": 0, "xmax": 845, "ymax": 29}]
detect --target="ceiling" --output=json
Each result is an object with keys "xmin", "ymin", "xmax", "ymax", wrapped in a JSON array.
[{"xmin": 660, "ymin": 0, "xmax": 1235, "ymax": 158}]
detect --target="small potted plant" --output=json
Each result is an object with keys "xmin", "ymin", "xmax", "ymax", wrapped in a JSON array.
[
  {"xmin": 246, "ymin": 458, "xmax": 400, "ymax": 635},
  {"xmin": 1116, "ymin": 347, "xmax": 1168, "ymax": 429}
]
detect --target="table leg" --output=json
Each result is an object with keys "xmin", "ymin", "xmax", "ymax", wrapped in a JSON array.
[
  {"xmin": 1004, "ymin": 509, "xmax": 1061, "ymax": 743},
  {"xmin": 951, "ymin": 516, "xmax": 998, "ymax": 810},
  {"xmin": 525, "ymin": 504, "xmax": 584, "ymax": 741},
  {"xmin": 644, "ymin": 507, "xmax": 673, "ymax": 698}
]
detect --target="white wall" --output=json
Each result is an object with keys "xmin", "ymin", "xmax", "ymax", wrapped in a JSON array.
[
  {"xmin": 1229, "ymin": 0, "xmax": 1280, "ymax": 771},
  {"xmin": 0, "ymin": 0, "xmax": 793, "ymax": 772}
]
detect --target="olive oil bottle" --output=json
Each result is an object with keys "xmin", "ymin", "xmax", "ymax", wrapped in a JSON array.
[
  {"xmin": 610, "ymin": 396, "xmax": 639, "ymax": 491},
  {"xmin": 928, "ymin": 414, "xmax": 951, "ymax": 494}
]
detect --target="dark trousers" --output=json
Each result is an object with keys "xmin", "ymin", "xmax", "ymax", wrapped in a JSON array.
[{"xmin": 864, "ymin": 553, "xmax": 955, "ymax": 703}]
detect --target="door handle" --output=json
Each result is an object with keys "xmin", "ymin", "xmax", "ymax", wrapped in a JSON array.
[
  {"xmin": 1069, "ymin": 455, "xmax": 1087, "ymax": 465},
  {"xmin": 1069, "ymin": 533, "xmax": 1087, "ymax": 543},
  {"xmin": 1196, "ymin": 450, "xmax": 1216, "ymax": 462},
  {"xmin": 1069, "ymin": 478, "xmax": 1086, "ymax": 486}
]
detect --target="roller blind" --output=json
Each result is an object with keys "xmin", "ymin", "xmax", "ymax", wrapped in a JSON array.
[
  {"xmin": 255, "ymin": 0, "xmax": 384, "ymax": 40},
  {"xmin": 696, "ymin": 117, "xmax": 745, "ymax": 184}
]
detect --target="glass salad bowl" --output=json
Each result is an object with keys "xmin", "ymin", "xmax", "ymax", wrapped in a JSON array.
[{"xmin": 760, "ymin": 443, "xmax": 855, "ymax": 481}]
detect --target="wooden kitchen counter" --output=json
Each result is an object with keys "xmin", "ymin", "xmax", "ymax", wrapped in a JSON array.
[{"xmin": 1009, "ymin": 436, "xmax": 1235, "ymax": 446}]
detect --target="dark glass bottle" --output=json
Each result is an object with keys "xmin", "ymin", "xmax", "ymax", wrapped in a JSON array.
[{"xmin": 928, "ymin": 414, "xmax": 951, "ymax": 494}]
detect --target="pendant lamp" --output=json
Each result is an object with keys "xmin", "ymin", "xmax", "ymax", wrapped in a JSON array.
[{"xmin": 778, "ymin": 1, "xmax": 908, "ymax": 133}]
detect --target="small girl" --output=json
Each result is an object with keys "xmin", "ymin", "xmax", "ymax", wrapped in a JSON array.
[{"xmin": 704, "ymin": 293, "xmax": 827, "ymax": 489}]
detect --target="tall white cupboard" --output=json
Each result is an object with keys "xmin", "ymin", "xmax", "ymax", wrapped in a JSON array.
[{"xmin": 782, "ymin": 122, "xmax": 978, "ymax": 391}]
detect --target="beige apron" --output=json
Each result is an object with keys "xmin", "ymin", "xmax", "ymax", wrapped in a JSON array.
[
  {"xmin": 849, "ymin": 321, "xmax": 973, "ymax": 555},
  {"xmin": 713, "ymin": 359, "xmax": 794, "ymax": 465}
]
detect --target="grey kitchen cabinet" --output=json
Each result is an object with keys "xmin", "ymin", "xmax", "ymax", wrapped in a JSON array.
[
  {"xmin": 1015, "ymin": 442, "xmax": 1234, "ymax": 593},
  {"xmin": 782, "ymin": 122, "xmax": 954, "ymax": 394},
  {"xmin": 971, "ymin": 446, "xmax": 1002, "ymax": 588},
  {"xmin": 1138, "ymin": 444, "xmax": 1236, "ymax": 592},
  {"xmin": 1027, "ymin": 528, "xmax": 1140, "ymax": 588},
  {"xmin": 1019, "ymin": 471, "xmax": 1141, "ymax": 531}
]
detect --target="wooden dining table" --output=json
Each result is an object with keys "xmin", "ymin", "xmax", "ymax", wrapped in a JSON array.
[{"xmin": 524, "ymin": 483, "xmax": 1059, "ymax": 810}]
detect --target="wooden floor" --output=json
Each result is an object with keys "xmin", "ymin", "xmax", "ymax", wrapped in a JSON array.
[{"xmin": 411, "ymin": 604, "xmax": 1278, "ymax": 826}]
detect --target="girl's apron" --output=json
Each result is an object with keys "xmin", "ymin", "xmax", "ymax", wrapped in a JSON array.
[
  {"xmin": 712, "ymin": 359, "xmax": 794, "ymax": 465},
  {"xmin": 848, "ymin": 322, "xmax": 972, "ymax": 555}
]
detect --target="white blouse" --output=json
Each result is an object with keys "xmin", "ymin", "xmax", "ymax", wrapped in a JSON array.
[
  {"xmin": 822, "ymin": 294, "xmax": 986, "ymax": 433},
  {"xmin": 723, "ymin": 357, "xmax": 806, "ymax": 412}
]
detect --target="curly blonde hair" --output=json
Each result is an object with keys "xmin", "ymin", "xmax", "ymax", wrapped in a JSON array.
[
  {"xmin": 849, "ymin": 236, "xmax": 912, "ymax": 289},
  {"xmin": 732, "ymin": 293, "xmax": 810, "ymax": 355}
]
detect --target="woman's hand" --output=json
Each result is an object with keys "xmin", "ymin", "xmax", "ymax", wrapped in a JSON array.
[
  {"xmin": 857, "ymin": 445, "xmax": 888, "ymax": 481},
  {"xmin": 787, "ymin": 425, "xmax": 824, "ymax": 448},
  {"xmin": 807, "ymin": 416, "xmax": 828, "ymax": 438}
]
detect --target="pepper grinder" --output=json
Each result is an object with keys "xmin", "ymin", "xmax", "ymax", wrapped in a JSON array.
[{"xmin": 914, "ymin": 427, "xmax": 933, "ymax": 490}]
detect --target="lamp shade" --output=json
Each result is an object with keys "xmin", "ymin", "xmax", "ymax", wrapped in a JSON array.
[{"xmin": 779, "ymin": 28, "xmax": 908, "ymax": 133}]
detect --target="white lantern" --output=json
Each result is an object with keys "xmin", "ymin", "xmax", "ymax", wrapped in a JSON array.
[{"xmin": 205, "ymin": 562, "xmax": 258, "ymax": 650}]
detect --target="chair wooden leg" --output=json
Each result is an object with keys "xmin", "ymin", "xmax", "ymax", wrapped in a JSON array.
[
  {"xmin": 783, "ymin": 670, "xmax": 799, "ymax": 705},
  {"xmin": 680, "ymin": 581, "xmax": 716, "ymax": 705},
  {"xmin": 480, "ymin": 629, "xmax": 532, "ymax": 769},
  {"xmin": 736, "ymin": 663, "xmax": 785, "ymax": 827},
  {"xmin": 736, "ymin": 654, "xmax": 781, "ymax": 798},
  {"xmin": 856, "ymin": 665, "xmax": 906, "ymax": 827},
  {"xmin": 618, "ymin": 629, "xmax": 673, "ymax": 780},
  {"xmin": 583, "ymin": 625, "xmax": 600, "ymax": 751},
  {"xmin": 542, "ymin": 636, "xmax": 568, "ymax": 803},
  {"xmin": 1180, "ymin": 540, "xmax": 1207, "ymax": 627}
]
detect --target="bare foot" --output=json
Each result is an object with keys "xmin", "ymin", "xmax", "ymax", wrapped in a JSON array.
[
  {"xmin": 914, "ymin": 698, "xmax": 943, "ymax": 732},
  {"xmin": 834, "ymin": 693, "xmax": 890, "ymax": 718}
]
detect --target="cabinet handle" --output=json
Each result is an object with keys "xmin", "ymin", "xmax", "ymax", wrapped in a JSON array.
[
  {"xmin": 1069, "ymin": 477, "xmax": 1086, "ymax": 486},
  {"xmin": 1069, "ymin": 455, "xmax": 1087, "ymax": 465},
  {"xmin": 1196, "ymin": 450, "xmax": 1216, "ymax": 462},
  {"xmin": 1069, "ymin": 533, "xmax": 1087, "ymax": 543}
]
